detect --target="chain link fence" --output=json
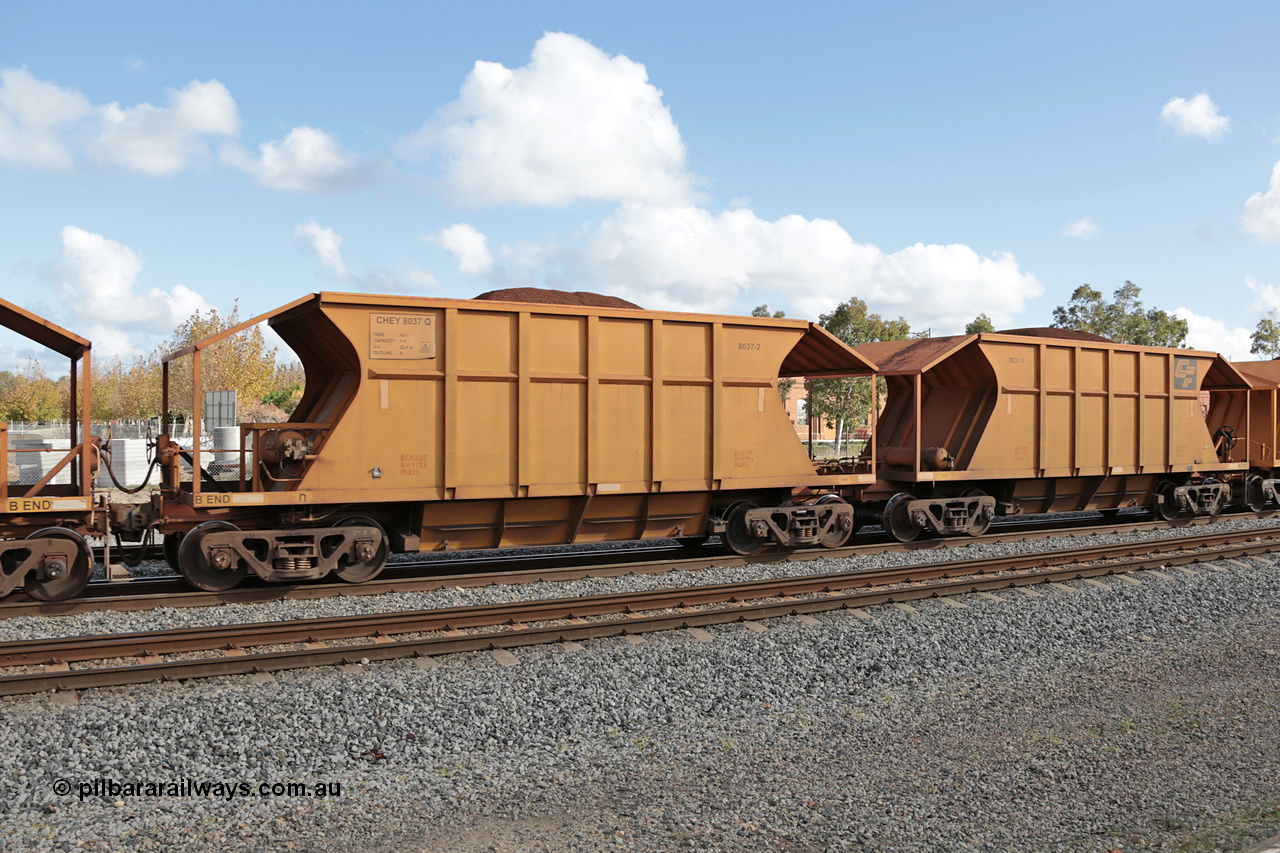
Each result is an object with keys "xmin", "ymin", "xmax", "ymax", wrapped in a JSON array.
[{"xmin": 5, "ymin": 421, "xmax": 228, "ymax": 489}]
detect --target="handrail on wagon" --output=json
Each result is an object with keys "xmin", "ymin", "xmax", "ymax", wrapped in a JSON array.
[{"xmin": 0, "ymin": 297, "xmax": 93, "ymax": 497}]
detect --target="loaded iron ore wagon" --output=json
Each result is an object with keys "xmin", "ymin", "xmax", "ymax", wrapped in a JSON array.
[
  {"xmin": 126, "ymin": 290, "xmax": 880, "ymax": 590},
  {"xmin": 848, "ymin": 328, "xmax": 1253, "ymax": 541},
  {"xmin": 0, "ymin": 298, "xmax": 100, "ymax": 600}
]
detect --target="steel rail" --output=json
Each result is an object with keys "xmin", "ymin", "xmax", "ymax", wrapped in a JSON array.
[
  {"xmin": 1, "ymin": 524, "xmax": 1277, "ymax": 695},
  {"xmin": 0, "ymin": 511, "xmax": 1254, "ymax": 620}
]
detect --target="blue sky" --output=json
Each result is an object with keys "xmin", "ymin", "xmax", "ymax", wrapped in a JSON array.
[{"xmin": 2, "ymin": 1, "xmax": 1279, "ymax": 367}]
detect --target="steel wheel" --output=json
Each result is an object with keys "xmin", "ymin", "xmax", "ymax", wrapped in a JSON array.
[
  {"xmin": 723, "ymin": 503, "xmax": 767, "ymax": 556},
  {"xmin": 178, "ymin": 521, "xmax": 247, "ymax": 592},
  {"xmin": 1151, "ymin": 481, "xmax": 1182, "ymax": 522},
  {"xmin": 162, "ymin": 532, "xmax": 183, "ymax": 573},
  {"xmin": 814, "ymin": 495, "xmax": 856, "ymax": 549},
  {"xmin": 882, "ymin": 493, "xmax": 924, "ymax": 543},
  {"xmin": 23, "ymin": 528, "xmax": 92, "ymax": 602},
  {"xmin": 332, "ymin": 517, "xmax": 389, "ymax": 583},
  {"xmin": 1246, "ymin": 475, "xmax": 1268, "ymax": 512}
]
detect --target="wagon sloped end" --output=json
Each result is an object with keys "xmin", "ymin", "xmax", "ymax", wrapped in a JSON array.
[{"xmin": 1221, "ymin": 359, "xmax": 1280, "ymax": 503}]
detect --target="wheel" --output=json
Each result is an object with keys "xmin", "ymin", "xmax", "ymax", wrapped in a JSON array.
[
  {"xmin": 814, "ymin": 495, "xmax": 856, "ymax": 548},
  {"xmin": 1151, "ymin": 481, "xmax": 1182, "ymax": 522},
  {"xmin": 882, "ymin": 493, "xmax": 924, "ymax": 543},
  {"xmin": 23, "ymin": 528, "xmax": 92, "ymax": 601},
  {"xmin": 332, "ymin": 517, "xmax": 389, "ymax": 583},
  {"xmin": 1246, "ymin": 476, "xmax": 1268, "ymax": 512},
  {"xmin": 178, "ymin": 521, "xmax": 247, "ymax": 591},
  {"xmin": 162, "ymin": 532, "xmax": 183, "ymax": 573},
  {"xmin": 1244, "ymin": 476, "xmax": 1267, "ymax": 512},
  {"xmin": 723, "ymin": 502, "xmax": 767, "ymax": 556}
]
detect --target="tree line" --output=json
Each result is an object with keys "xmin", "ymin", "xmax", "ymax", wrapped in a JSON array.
[
  {"xmin": 765, "ymin": 280, "xmax": 1280, "ymax": 448},
  {"xmin": 0, "ymin": 305, "xmax": 303, "ymax": 423}
]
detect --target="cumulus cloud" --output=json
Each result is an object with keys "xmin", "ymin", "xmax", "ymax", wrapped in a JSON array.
[
  {"xmin": 487, "ymin": 204, "xmax": 1041, "ymax": 330},
  {"xmin": 399, "ymin": 32, "xmax": 693, "ymax": 206},
  {"xmin": 0, "ymin": 67, "xmax": 93, "ymax": 171},
  {"xmin": 1174, "ymin": 306, "xmax": 1252, "ymax": 361},
  {"xmin": 45, "ymin": 226, "xmax": 212, "ymax": 358},
  {"xmin": 293, "ymin": 220, "xmax": 350, "ymax": 280},
  {"xmin": 0, "ymin": 68, "xmax": 239, "ymax": 175},
  {"xmin": 1242, "ymin": 160, "xmax": 1280, "ymax": 242},
  {"xmin": 294, "ymin": 219, "xmax": 437, "ymax": 292},
  {"xmin": 1062, "ymin": 215, "xmax": 1099, "ymax": 238},
  {"xmin": 1160, "ymin": 92, "xmax": 1229, "ymax": 140},
  {"xmin": 92, "ymin": 79, "xmax": 239, "ymax": 175},
  {"xmin": 1245, "ymin": 275, "xmax": 1280, "ymax": 313},
  {"xmin": 222, "ymin": 126, "xmax": 384, "ymax": 193},
  {"xmin": 426, "ymin": 224, "xmax": 494, "ymax": 275}
]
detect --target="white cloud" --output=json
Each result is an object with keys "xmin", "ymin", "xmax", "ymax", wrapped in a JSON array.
[
  {"xmin": 92, "ymin": 79, "xmax": 239, "ymax": 175},
  {"xmin": 399, "ymin": 32, "xmax": 693, "ymax": 206},
  {"xmin": 509, "ymin": 203, "xmax": 1042, "ymax": 330},
  {"xmin": 222, "ymin": 126, "xmax": 383, "ymax": 193},
  {"xmin": 1174, "ymin": 307, "xmax": 1252, "ymax": 361},
  {"xmin": 427, "ymin": 224, "xmax": 494, "ymax": 275},
  {"xmin": 293, "ymin": 219, "xmax": 438, "ymax": 292},
  {"xmin": 1160, "ymin": 92, "xmax": 1229, "ymax": 140},
  {"xmin": 1242, "ymin": 160, "xmax": 1280, "ymax": 242},
  {"xmin": 0, "ymin": 67, "xmax": 93, "ymax": 171},
  {"xmin": 0, "ymin": 68, "xmax": 239, "ymax": 176},
  {"xmin": 293, "ymin": 220, "xmax": 350, "ymax": 280},
  {"xmin": 1246, "ymin": 275, "xmax": 1280, "ymax": 313},
  {"xmin": 45, "ymin": 226, "xmax": 212, "ymax": 358},
  {"xmin": 1062, "ymin": 215, "xmax": 1099, "ymax": 238}
]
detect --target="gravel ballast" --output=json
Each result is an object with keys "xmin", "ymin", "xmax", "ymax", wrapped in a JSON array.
[{"xmin": 2, "ymin": 522, "xmax": 1279, "ymax": 851}]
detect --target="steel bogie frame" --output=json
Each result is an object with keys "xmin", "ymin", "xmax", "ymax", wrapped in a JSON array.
[
  {"xmin": 147, "ymin": 292, "xmax": 882, "ymax": 581},
  {"xmin": 0, "ymin": 299, "xmax": 100, "ymax": 600}
]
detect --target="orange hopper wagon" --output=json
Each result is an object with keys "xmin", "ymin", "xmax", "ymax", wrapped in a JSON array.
[{"xmin": 129, "ymin": 291, "xmax": 879, "ymax": 590}]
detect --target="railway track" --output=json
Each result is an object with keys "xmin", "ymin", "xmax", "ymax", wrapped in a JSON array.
[
  {"xmin": 2, "ymin": 523, "xmax": 1277, "ymax": 696},
  {"xmin": 0, "ymin": 510, "xmax": 1258, "ymax": 620}
]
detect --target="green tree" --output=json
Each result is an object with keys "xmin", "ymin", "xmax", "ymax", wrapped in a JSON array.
[
  {"xmin": 262, "ymin": 362, "xmax": 306, "ymax": 414},
  {"xmin": 1251, "ymin": 312, "xmax": 1280, "ymax": 358},
  {"xmin": 0, "ymin": 359, "xmax": 61, "ymax": 422},
  {"xmin": 155, "ymin": 302, "xmax": 278, "ymax": 420},
  {"xmin": 809, "ymin": 297, "xmax": 912, "ymax": 456},
  {"xmin": 751, "ymin": 304, "xmax": 795, "ymax": 403},
  {"xmin": 965, "ymin": 313, "xmax": 995, "ymax": 335},
  {"xmin": 1050, "ymin": 282, "xmax": 1188, "ymax": 347}
]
